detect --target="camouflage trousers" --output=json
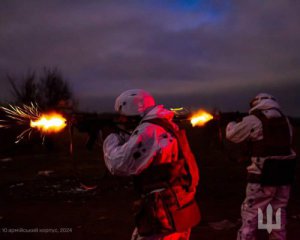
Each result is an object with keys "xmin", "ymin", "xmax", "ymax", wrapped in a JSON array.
[
  {"xmin": 131, "ymin": 228, "xmax": 191, "ymax": 240},
  {"xmin": 237, "ymin": 183, "xmax": 290, "ymax": 240}
]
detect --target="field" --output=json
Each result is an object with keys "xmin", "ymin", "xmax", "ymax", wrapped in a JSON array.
[{"xmin": 0, "ymin": 118, "xmax": 299, "ymax": 240}]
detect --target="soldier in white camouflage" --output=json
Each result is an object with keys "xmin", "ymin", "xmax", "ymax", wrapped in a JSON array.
[
  {"xmin": 103, "ymin": 89, "xmax": 200, "ymax": 240},
  {"xmin": 226, "ymin": 93, "xmax": 297, "ymax": 240}
]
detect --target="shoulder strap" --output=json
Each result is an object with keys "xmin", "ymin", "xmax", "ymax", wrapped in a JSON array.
[
  {"xmin": 251, "ymin": 109, "xmax": 292, "ymax": 156},
  {"xmin": 141, "ymin": 118, "xmax": 183, "ymax": 156},
  {"xmin": 141, "ymin": 118, "xmax": 199, "ymax": 191},
  {"xmin": 252, "ymin": 108, "xmax": 285, "ymax": 119}
]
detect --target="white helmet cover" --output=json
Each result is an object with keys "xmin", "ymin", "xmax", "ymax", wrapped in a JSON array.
[
  {"xmin": 250, "ymin": 93, "xmax": 277, "ymax": 108},
  {"xmin": 114, "ymin": 89, "xmax": 156, "ymax": 116}
]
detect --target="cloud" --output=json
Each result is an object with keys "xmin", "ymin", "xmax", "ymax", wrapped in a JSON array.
[{"xmin": 0, "ymin": 0, "xmax": 300, "ymax": 115}]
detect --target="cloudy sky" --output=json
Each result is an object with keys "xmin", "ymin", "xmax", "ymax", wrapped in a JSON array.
[{"xmin": 1, "ymin": 0, "xmax": 300, "ymax": 115}]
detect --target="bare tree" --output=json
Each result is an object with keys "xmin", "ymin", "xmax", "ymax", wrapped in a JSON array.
[
  {"xmin": 8, "ymin": 68, "xmax": 73, "ymax": 110},
  {"xmin": 8, "ymin": 71, "xmax": 40, "ymax": 105},
  {"xmin": 39, "ymin": 68, "xmax": 72, "ymax": 109}
]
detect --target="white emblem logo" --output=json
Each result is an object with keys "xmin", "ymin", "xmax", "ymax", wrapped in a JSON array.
[{"xmin": 258, "ymin": 204, "xmax": 281, "ymax": 233}]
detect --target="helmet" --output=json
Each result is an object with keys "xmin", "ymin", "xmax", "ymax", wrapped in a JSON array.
[
  {"xmin": 114, "ymin": 89, "xmax": 156, "ymax": 116},
  {"xmin": 250, "ymin": 93, "xmax": 277, "ymax": 108}
]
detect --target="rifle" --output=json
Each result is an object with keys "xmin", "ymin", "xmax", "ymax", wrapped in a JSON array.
[
  {"xmin": 70, "ymin": 108, "xmax": 194, "ymax": 150},
  {"xmin": 70, "ymin": 112, "xmax": 125, "ymax": 150},
  {"xmin": 69, "ymin": 108, "xmax": 246, "ymax": 150}
]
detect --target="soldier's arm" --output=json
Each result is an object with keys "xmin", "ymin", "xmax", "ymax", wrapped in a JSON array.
[
  {"xmin": 226, "ymin": 115, "xmax": 261, "ymax": 143},
  {"xmin": 103, "ymin": 124, "xmax": 159, "ymax": 176}
]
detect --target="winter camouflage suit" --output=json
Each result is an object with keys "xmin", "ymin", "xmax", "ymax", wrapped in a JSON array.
[
  {"xmin": 226, "ymin": 94, "xmax": 297, "ymax": 240},
  {"xmin": 103, "ymin": 90, "xmax": 199, "ymax": 240}
]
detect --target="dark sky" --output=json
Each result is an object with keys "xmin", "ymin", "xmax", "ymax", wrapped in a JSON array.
[{"xmin": 1, "ymin": 0, "xmax": 300, "ymax": 115}]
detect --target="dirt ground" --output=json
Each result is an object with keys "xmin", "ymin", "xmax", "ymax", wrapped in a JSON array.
[{"xmin": 0, "ymin": 121, "xmax": 299, "ymax": 240}]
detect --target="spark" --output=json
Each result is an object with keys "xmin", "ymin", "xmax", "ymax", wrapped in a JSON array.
[
  {"xmin": 0, "ymin": 102, "xmax": 39, "ymax": 127},
  {"xmin": 0, "ymin": 103, "xmax": 66, "ymax": 143},
  {"xmin": 0, "ymin": 103, "xmax": 41, "ymax": 143}
]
